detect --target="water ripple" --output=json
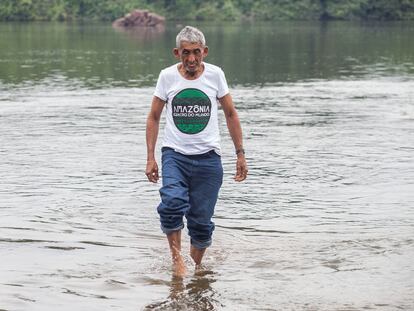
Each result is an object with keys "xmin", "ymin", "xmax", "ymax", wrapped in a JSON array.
[{"xmin": 0, "ymin": 77, "xmax": 413, "ymax": 310}]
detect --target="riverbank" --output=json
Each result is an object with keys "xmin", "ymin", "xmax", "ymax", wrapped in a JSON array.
[{"xmin": 1, "ymin": 0, "xmax": 413, "ymax": 22}]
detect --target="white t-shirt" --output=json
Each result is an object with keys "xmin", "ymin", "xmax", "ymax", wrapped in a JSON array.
[{"xmin": 154, "ymin": 62, "xmax": 229, "ymax": 155}]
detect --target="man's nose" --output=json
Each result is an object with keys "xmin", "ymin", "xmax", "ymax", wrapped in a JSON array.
[{"xmin": 188, "ymin": 53, "xmax": 196, "ymax": 62}]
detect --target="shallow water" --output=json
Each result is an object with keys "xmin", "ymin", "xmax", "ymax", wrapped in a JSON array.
[
  {"xmin": 1, "ymin": 22, "xmax": 414, "ymax": 310},
  {"xmin": 1, "ymin": 77, "xmax": 413, "ymax": 310}
]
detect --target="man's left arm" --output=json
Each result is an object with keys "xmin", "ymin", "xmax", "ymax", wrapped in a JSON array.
[{"xmin": 219, "ymin": 94, "xmax": 248, "ymax": 182}]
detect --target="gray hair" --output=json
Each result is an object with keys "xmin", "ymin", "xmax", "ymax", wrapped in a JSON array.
[{"xmin": 176, "ymin": 26, "xmax": 206, "ymax": 48}]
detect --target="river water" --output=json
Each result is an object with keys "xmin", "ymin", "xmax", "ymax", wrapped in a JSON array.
[{"xmin": 0, "ymin": 22, "xmax": 414, "ymax": 310}]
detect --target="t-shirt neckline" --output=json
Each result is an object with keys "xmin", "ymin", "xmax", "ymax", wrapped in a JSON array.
[{"xmin": 176, "ymin": 62, "xmax": 206, "ymax": 81}]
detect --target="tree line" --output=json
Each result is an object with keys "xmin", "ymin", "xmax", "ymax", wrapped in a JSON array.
[{"xmin": 1, "ymin": 0, "xmax": 413, "ymax": 21}]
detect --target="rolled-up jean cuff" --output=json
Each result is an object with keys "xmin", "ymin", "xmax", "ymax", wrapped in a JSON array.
[
  {"xmin": 191, "ymin": 238, "xmax": 212, "ymax": 249},
  {"xmin": 161, "ymin": 223, "xmax": 184, "ymax": 235}
]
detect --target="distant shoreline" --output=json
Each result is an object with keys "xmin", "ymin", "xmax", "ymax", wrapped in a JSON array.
[{"xmin": 0, "ymin": 0, "xmax": 413, "ymax": 22}]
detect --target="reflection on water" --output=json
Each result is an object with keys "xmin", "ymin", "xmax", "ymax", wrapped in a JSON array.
[
  {"xmin": 113, "ymin": 24, "xmax": 166, "ymax": 42},
  {"xmin": 144, "ymin": 270, "xmax": 219, "ymax": 311},
  {"xmin": 1, "ymin": 21, "xmax": 414, "ymax": 87}
]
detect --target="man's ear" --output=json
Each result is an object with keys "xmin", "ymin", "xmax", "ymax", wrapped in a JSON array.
[
  {"xmin": 173, "ymin": 48, "xmax": 180, "ymax": 59},
  {"xmin": 203, "ymin": 46, "xmax": 209, "ymax": 57}
]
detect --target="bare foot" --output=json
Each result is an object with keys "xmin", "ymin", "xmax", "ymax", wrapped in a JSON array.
[
  {"xmin": 172, "ymin": 255, "xmax": 186, "ymax": 277},
  {"xmin": 194, "ymin": 265, "xmax": 214, "ymax": 277},
  {"xmin": 194, "ymin": 263, "xmax": 205, "ymax": 275},
  {"xmin": 190, "ymin": 245, "xmax": 206, "ymax": 266}
]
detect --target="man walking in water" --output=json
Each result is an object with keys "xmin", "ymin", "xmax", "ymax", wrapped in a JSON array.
[{"xmin": 146, "ymin": 26, "xmax": 247, "ymax": 276}]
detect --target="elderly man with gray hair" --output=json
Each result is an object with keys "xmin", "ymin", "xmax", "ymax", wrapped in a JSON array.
[{"xmin": 146, "ymin": 26, "xmax": 248, "ymax": 277}]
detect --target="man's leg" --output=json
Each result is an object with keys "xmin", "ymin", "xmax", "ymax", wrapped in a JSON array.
[
  {"xmin": 158, "ymin": 148, "xmax": 191, "ymax": 276},
  {"xmin": 186, "ymin": 152, "xmax": 223, "ymax": 266},
  {"xmin": 167, "ymin": 230, "xmax": 186, "ymax": 276}
]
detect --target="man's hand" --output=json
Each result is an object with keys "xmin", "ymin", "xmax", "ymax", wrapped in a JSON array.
[
  {"xmin": 146, "ymin": 160, "xmax": 159, "ymax": 183},
  {"xmin": 234, "ymin": 155, "xmax": 248, "ymax": 182},
  {"xmin": 146, "ymin": 96, "xmax": 165, "ymax": 183},
  {"xmin": 219, "ymin": 94, "xmax": 247, "ymax": 182}
]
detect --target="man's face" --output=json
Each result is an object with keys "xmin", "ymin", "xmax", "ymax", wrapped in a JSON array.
[{"xmin": 174, "ymin": 41, "xmax": 208, "ymax": 74}]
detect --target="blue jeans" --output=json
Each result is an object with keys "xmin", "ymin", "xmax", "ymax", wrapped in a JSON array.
[{"xmin": 157, "ymin": 147, "xmax": 223, "ymax": 249}]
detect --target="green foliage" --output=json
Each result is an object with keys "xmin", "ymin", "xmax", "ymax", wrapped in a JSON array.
[
  {"xmin": 194, "ymin": 3, "xmax": 219, "ymax": 21},
  {"xmin": 166, "ymin": 0, "xmax": 197, "ymax": 19},
  {"xmin": 221, "ymin": 0, "xmax": 242, "ymax": 20},
  {"xmin": 320, "ymin": 0, "xmax": 365, "ymax": 19},
  {"xmin": 359, "ymin": 0, "xmax": 414, "ymax": 20},
  {"xmin": 0, "ymin": 0, "xmax": 413, "ymax": 21},
  {"xmin": 193, "ymin": 0, "xmax": 241, "ymax": 21},
  {"xmin": 0, "ymin": 0, "xmax": 68, "ymax": 21},
  {"xmin": 251, "ymin": 0, "xmax": 320, "ymax": 20}
]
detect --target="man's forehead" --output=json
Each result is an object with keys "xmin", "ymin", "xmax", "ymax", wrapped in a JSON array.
[{"xmin": 178, "ymin": 41, "xmax": 204, "ymax": 50}]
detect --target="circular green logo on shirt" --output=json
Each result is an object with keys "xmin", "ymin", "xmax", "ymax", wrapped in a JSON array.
[{"xmin": 172, "ymin": 88, "xmax": 211, "ymax": 135}]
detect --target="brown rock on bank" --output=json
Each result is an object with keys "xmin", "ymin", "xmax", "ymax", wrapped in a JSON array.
[{"xmin": 112, "ymin": 9, "xmax": 165, "ymax": 28}]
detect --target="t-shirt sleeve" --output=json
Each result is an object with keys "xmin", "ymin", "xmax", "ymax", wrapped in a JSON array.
[
  {"xmin": 217, "ymin": 68, "xmax": 229, "ymax": 99},
  {"xmin": 153, "ymin": 70, "xmax": 167, "ymax": 101}
]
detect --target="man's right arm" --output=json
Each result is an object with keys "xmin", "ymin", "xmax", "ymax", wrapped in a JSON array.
[{"xmin": 145, "ymin": 96, "xmax": 165, "ymax": 183}]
